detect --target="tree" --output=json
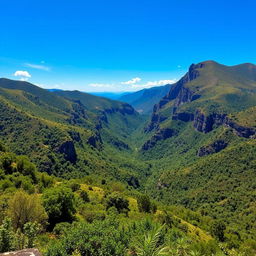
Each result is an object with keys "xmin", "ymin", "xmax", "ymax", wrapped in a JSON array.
[
  {"xmin": 137, "ymin": 194, "xmax": 152, "ymax": 213},
  {"xmin": 0, "ymin": 218, "xmax": 16, "ymax": 253},
  {"xmin": 43, "ymin": 186, "xmax": 76, "ymax": 229},
  {"xmin": 210, "ymin": 220, "xmax": 226, "ymax": 242},
  {"xmin": 105, "ymin": 192, "xmax": 130, "ymax": 214},
  {"xmin": 8, "ymin": 190, "xmax": 48, "ymax": 230},
  {"xmin": 23, "ymin": 222, "xmax": 40, "ymax": 248}
]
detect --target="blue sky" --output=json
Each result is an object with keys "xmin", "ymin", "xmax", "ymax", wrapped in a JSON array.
[{"xmin": 0, "ymin": 0, "xmax": 255, "ymax": 92}]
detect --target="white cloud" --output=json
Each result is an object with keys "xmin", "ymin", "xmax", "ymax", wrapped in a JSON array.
[
  {"xmin": 25, "ymin": 63, "xmax": 50, "ymax": 71},
  {"xmin": 121, "ymin": 77, "xmax": 141, "ymax": 85},
  {"xmin": 14, "ymin": 70, "xmax": 31, "ymax": 81},
  {"xmin": 14, "ymin": 70, "xmax": 31, "ymax": 78},
  {"xmin": 87, "ymin": 78, "xmax": 177, "ymax": 92},
  {"xmin": 131, "ymin": 79, "xmax": 177, "ymax": 89}
]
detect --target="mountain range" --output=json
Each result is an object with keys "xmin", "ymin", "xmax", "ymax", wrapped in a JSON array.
[{"xmin": 0, "ymin": 60, "xmax": 256, "ymax": 252}]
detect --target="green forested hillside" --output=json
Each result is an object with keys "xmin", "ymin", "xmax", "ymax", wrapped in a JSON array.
[{"xmin": 0, "ymin": 60, "xmax": 256, "ymax": 255}]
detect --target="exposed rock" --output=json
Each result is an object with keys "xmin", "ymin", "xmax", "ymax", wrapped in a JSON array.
[
  {"xmin": 197, "ymin": 140, "xmax": 228, "ymax": 157},
  {"xmin": 58, "ymin": 141, "xmax": 77, "ymax": 163},
  {"xmin": 193, "ymin": 109, "xmax": 256, "ymax": 138},
  {"xmin": 226, "ymin": 120, "xmax": 256, "ymax": 138},
  {"xmin": 146, "ymin": 63, "xmax": 203, "ymax": 132},
  {"xmin": 172, "ymin": 112, "xmax": 194, "ymax": 122},
  {"xmin": 0, "ymin": 248, "xmax": 41, "ymax": 256},
  {"xmin": 142, "ymin": 128, "xmax": 175, "ymax": 150},
  {"xmin": 87, "ymin": 132, "xmax": 102, "ymax": 149},
  {"xmin": 193, "ymin": 110, "xmax": 227, "ymax": 133}
]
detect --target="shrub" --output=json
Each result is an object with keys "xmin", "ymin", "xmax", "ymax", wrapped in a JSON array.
[
  {"xmin": 80, "ymin": 190, "xmax": 90, "ymax": 203},
  {"xmin": 8, "ymin": 190, "xmax": 48, "ymax": 230},
  {"xmin": 43, "ymin": 186, "xmax": 76, "ymax": 229},
  {"xmin": 105, "ymin": 192, "xmax": 130, "ymax": 215}
]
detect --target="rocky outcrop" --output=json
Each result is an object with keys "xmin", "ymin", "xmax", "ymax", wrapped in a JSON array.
[
  {"xmin": 227, "ymin": 120, "xmax": 256, "ymax": 138},
  {"xmin": 172, "ymin": 112, "xmax": 194, "ymax": 122},
  {"xmin": 197, "ymin": 140, "xmax": 228, "ymax": 157},
  {"xmin": 193, "ymin": 109, "xmax": 256, "ymax": 138},
  {"xmin": 145, "ymin": 63, "xmax": 203, "ymax": 132},
  {"xmin": 193, "ymin": 110, "xmax": 227, "ymax": 133},
  {"xmin": 142, "ymin": 128, "xmax": 176, "ymax": 150},
  {"xmin": 58, "ymin": 141, "xmax": 77, "ymax": 163},
  {"xmin": 87, "ymin": 132, "xmax": 102, "ymax": 149},
  {"xmin": 0, "ymin": 249, "xmax": 41, "ymax": 256}
]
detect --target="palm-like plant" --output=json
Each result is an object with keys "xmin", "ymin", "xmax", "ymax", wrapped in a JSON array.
[{"xmin": 133, "ymin": 225, "xmax": 170, "ymax": 256}]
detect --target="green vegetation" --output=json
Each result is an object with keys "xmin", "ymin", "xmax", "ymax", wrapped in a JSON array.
[{"xmin": 0, "ymin": 61, "xmax": 256, "ymax": 255}]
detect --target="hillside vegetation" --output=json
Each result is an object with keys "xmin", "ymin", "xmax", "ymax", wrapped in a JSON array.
[{"xmin": 0, "ymin": 60, "xmax": 256, "ymax": 255}]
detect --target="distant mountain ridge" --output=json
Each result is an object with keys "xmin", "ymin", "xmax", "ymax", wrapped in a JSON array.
[{"xmin": 118, "ymin": 84, "xmax": 172, "ymax": 114}]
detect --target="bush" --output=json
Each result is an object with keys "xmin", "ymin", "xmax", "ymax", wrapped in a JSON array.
[
  {"xmin": 43, "ymin": 186, "xmax": 76, "ymax": 229},
  {"xmin": 45, "ymin": 219, "xmax": 129, "ymax": 256},
  {"xmin": 8, "ymin": 190, "xmax": 48, "ymax": 230},
  {"xmin": 105, "ymin": 192, "xmax": 130, "ymax": 215},
  {"xmin": 80, "ymin": 190, "xmax": 90, "ymax": 202},
  {"xmin": 210, "ymin": 220, "xmax": 226, "ymax": 242},
  {"xmin": 69, "ymin": 182, "xmax": 81, "ymax": 192},
  {"xmin": 0, "ymin": 218, "xmax": 16, "ymax": 252},
  {"xmin": 137, "ymin": 194, "xmax": 156, "ymax": 213},
  {"xmin": 53, "ymin": 222, "xmax": 71, "ymax": 236}
]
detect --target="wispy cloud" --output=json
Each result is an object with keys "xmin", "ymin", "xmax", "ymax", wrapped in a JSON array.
[
  {"xmin": 121, "ymin": 77, "xmax": 141, "ymax": 85},
  {"xmin": 131, "ymin": 79, "xmax": 177, "ymax": 89},
  {"xmin": 24, "ymin": 63, "xmax": 50, "ymax": 71},
  {"xmin": 88, "ymin": 78, "xmax": 177, "ymax": 91},
  {"xmin": 14, "ymin": 70, "xmax": 31, "ymax": 81}
]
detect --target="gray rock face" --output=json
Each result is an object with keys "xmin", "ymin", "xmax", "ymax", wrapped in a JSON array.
[
  {"xmin": 193, "ymin": 110, "xmax": 227, "ymax": 133},
  {"xmin": 146, "ymin": 63, "xmax": 203, "ymax": 132},
  {"xmin": 172, "ymin": 112, "xmax": 194, "ymax": 122},
  {"xmin": 58, "ymin": 140, "xmax": 77, "ymax": 163},
  {"xmin": 0, "ymin": 249, "xmax": 41, "ymax": 256},
  {"xmin": 193, "ymin": 110, "xmax": 256, "ymax": 138},
  {"xmin": 197, "ymin": 140, "xmax": 228, "ymax": 156}
]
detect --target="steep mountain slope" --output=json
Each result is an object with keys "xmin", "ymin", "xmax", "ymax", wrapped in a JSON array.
[
  {"xmin": 119, "ymin": 84, "xmax": 172, "ymax": 114},
  {"xmin": 0, "ymin": 78, "xmax": 145, "ymax": 182},
  {"xmin": 143, "ymin": 61, "xmax": 256, "ymax": 148},
  {"xmin": 138, "ymin": 61, "xmax": 256, "ymax": 243}
]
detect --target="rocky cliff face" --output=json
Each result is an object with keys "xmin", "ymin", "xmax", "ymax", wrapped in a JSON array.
[
  {"xmin": 142, "ymin": 128, "xmax": 175, "ymax": 150},
  {"xmin": 197, "ymin": 140, "xmax": 228, "ymax": 156},
  {"xmin": 58, "ymin": 141, "xmax": 77, "ymax": 163},
  {"xmin": 143, "ymin": 61, "xmax": 256, "ymax": 153},
  {"xmin": 145, "ymin": 63, "xmax": 203, "ymax": 132},
  {"xmin": 193, "ymin": 110, "xmax": 227, "ymax": 133},
  {"xmin": 193, "ymin": 110, "xmax": 256, "ymax": 138}
]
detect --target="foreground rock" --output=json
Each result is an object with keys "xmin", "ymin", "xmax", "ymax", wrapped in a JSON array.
[{"xmin": 0, "ymin": 249, "xmax": 41, "ymax": 256}]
